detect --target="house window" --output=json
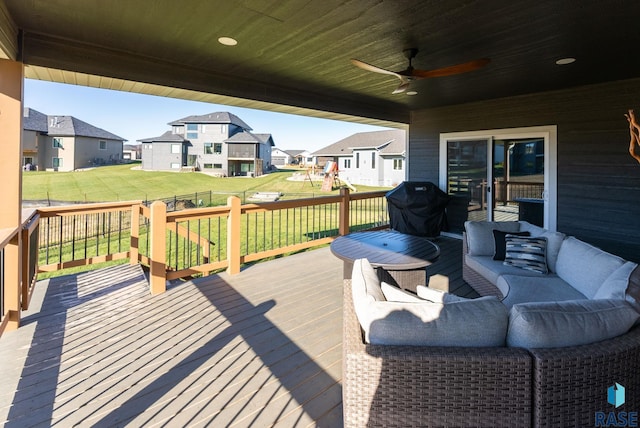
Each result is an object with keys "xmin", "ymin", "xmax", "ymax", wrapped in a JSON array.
[
  {"xmin": 344, "ymin": 159, "xmax": 351, "ymax": 168},
  {"xmin": 214, "ymin": 143, "xmax": 223, "ymax": 154},
  {"xmin": 371, "ymin": 152, "xmax": 376, "ymax": 169},
  {"xmin": 171, "ymin": 144, "xmax": 181, "ymax": 154},
  {"xmin": 203, "ymin": 163, "xmax": 213, "ymax": 169},
  {"xmin": 187, "ymin": 124, "xmax": 198, "ymax": 131},
  {"xmin": 355, "ymin": 153, "xmax": 360, "ymax": 168},
  {"xmin": 52, "ymin": 157, "xmax": 63, "ymax": 168},
  {"xmin": 170, "ymin": 162, "xmax": 180, "ymax": 169},
  {"xmin": 393, "ymin": 159, "xmax": 403, "ymax": 170},
  {"xmin": 99, "ymin": 141, "xmax": 107, "ymax": 150},
  {"xmin": 214, "ymin": 163, "xmax": 222, "ymax": 169},
  {"xmin": 186, "ymin": 132, "xmax": 198, "ymax": 139},
  {"xmin": 204, "ymin": 143, "xmax": 213, "ymax": 154},
  {"xmin": 53, "ymin": 138, "xmax": 63, "ymax": 148}
]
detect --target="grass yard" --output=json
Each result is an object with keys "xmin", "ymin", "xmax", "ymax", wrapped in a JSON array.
[{"xmin": 22, "ymin": 163, "xmax": 392, "ymax": 203}]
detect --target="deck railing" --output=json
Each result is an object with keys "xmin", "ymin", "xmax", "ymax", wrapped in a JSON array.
[
  {"xmin": 0, "ymin": 189, "xmax": 389, "ymax": 334},
  {"xmin": 140, "ymin": 188, "xmax": 388, "ymax": 292},
  {"xmin": 0, "ymin": 210, "xmax": 40, "ymax": 334},
  {"xmin": 0, "ymin": 188, "xmax": 388, "ymax": 334}
]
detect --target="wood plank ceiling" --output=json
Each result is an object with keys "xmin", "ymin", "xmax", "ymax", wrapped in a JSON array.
[{"xmin": 4, "ymin": 0, "xmax": 640, "ymax": 125}]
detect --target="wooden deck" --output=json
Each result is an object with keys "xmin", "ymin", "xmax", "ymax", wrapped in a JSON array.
[{"xmin": 0, "ymin": 236, "xmax": 475, "ymax": 427}]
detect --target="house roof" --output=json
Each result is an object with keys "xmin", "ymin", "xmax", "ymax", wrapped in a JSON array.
[
  {"xmin": 22, "ymin": 108, "xmax": 125, "ymax": 141},
  {"xmin": 225, "ymin": 131, "xmax": 275, "ymax": 146},
  {"xmin": 168, "ymin": 112, "xmax": 252, "ymax": 131},
  {"xmin": 285, "ymin": 150, "xmax": 306, "ymax": 157},
  {"xmin": 138, "ymin": 130, "xmax": 187, "ymax": 143},
  {"xmin": 23, "ymin": 108, "xmax": 49, "ymax": 133},
  {"xmin": 312, "ymin": 129, "xmax": 406, "ymax": 156}
]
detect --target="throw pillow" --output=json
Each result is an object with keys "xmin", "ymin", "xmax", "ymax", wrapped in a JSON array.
[
  {"xmin": 416, "ymin": 285, "xmax": 469, "ymax": 303},
  {"xmin": 381, "ymin": 282, "xmax": 425, "ymax": 303},
  {"xmin": 503, "ymin": 235, "xmax": 548, "ymax": 274},
  {"xmin": 493, "ymin": 230, "xmax": 531, "ymax": 260},
  {"xmin": 507, "ymin": 299, "xmax": 640, "ymax": 348}
]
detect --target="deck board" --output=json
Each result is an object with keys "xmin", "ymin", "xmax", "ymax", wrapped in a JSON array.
[{"xmin": 0, "ymin": 236, "xmax": 475, "ymax": 427}]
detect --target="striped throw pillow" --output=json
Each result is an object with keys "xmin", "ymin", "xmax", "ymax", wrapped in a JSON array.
[{"xmin": 503, "ymin": 235, "xmax": 548, "ymax": 274}]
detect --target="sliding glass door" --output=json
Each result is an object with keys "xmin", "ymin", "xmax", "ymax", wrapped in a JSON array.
[
  {"xmin": 445, "ymin": 139, "xmax": 490, "ymax": 225},
  {"xmin": 440, "ymin": 126, "xmax": 557, "ymax": 234}
]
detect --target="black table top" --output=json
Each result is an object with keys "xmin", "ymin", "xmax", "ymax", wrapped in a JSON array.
[{"xmin": 330, "ymin": 230, "xmax": 440, "ymax": 270}]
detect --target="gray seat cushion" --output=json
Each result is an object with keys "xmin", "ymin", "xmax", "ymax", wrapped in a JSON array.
[
  {"xmin": 497, "ymin": 274, "xmax": 586, "ymax": 309},
  {"xmin": 465, "ymin": 254, "xmax": 546, "ymax": 285}
]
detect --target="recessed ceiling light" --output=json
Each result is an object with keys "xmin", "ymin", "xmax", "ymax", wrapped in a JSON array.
[
  {"xmin": 555, "ymin": 57, "xmax": 576, "ymax": 65},
  {"xmin": 218, "ymin": 37, "xmax": 238, "ymax": 46},
  {"xmin": 406, "ymin": 91, "xmax": 418, "ymax": 96}
]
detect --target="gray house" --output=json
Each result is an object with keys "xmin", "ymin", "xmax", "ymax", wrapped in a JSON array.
[
  {"xmin": 139, "ymin": 112, "xmax": 274, "ymax": 176},
  {"xmin": 313, "ymin": 129, "xmax": 406, "ymax": 187},
  {"xmin": 22, "ymin": 108, "xmax": 125, "ymax": 171}
]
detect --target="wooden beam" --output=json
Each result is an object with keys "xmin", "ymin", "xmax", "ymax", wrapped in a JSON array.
[{"xmin": 0, "ymin": 59, "xmax": 23, "ymax": 332}]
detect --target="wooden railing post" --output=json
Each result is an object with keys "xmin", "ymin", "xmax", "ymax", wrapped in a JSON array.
[
  {"xmin": 4, "ymin": 234, "xmax": 21, "ymax": 331},
  {"xmin": 0, "ymin": 58, "xmax": 24, "ymax": 332},
  {"xmin": 339, "ymin": 187, "xmax": 350, "ymax": 236},
  {"xmin": 227, "ymin": 196, "xmax": 241, "ymax": 275},
  {"xmin": 130, "ymin": 203, "xmax": 140, "ymax": 265},
  {"xmin": 149, "ymin": 201, "xmax": 167, "ymax": 294},
  {"xmin": 20, "ymin": 226, "xmax": 30, "ymax": 310}
]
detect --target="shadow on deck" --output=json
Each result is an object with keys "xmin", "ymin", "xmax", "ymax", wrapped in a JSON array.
[{"xmin": 0, "ymin": 236, "xmax": 474, "ymax": 427}]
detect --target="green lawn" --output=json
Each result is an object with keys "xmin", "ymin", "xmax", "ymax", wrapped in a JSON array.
[{"xmin": 23, "ymin": 163, "xmax": 391, "ymax": 202}]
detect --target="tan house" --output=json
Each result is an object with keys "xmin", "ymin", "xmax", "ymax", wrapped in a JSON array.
[{"xmin": 22, "ymin": 108, "xmax": 125, "ymax": 171}]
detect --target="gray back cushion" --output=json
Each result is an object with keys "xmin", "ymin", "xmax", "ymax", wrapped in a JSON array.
[
  {"xmin": 594, "ymin": 261, "xmax": 639, "ymax": 300},
  {"xmin": 507, "ymin": 299, "xmax": 639, "ymax": 349},
  {"xmin": 555, "ymin": 237, "xmax": 625, "ymax": 298},
  {"xmin": 465, "ymin": 221, "xmax": 520, "ymax": 256},
  {"xmin": 367, "ymin": 297, "xmax": 508, "ymax": 347}
]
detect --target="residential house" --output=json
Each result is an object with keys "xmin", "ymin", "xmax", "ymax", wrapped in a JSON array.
[
  {"xmin": 122, "ymin": 144, "xmax": 141, "ymax": 161},
  {"xmin": 271, "ymin": 148, "xmax": 294, "ymax": 166},
  {"xmin": 139, "ymin": 112, "xmax": 274, "ymax": 176},
  {"xmin": 22, "ymin": 108, "xmax": 125, "ymax": 171},
  {"xmin": 272, "ymin": 149, "xmax": 315, "ymax": 167},
  {"xmin": 313, "ymin": 129, "xmax": 406, "ymax": 187},
  {"xmin": 292, "ymin": 150, "xmax": 314, "ymax": 167}
]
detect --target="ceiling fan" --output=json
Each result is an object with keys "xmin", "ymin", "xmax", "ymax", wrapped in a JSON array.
[{"xmin": 351, "ymin": 48, "xmax": 490, "ymax": 94}]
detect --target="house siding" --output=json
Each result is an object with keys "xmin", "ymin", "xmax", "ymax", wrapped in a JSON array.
[
  {"xmin": 380, "ymin": 156, "xmax": 405, "ymax": 187},
  {"xmin": 73, "ymin": 136, "xmax": 122, "ymax": 169},
  {"xmin": 408, "ymin": 77, "xmax": 640, "ymax": 263},
  {"xmin": 147, "ymin": 142, "xmax": 186, "ymax": 171}
]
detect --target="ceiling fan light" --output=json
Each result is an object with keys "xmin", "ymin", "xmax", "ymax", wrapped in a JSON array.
[
  {"xmin": 218, "ymin": 37, "xmax": 238, "ymax": 46},
  {"xmin": 555, "ymin": 57, "xmax": 576, "ymax": 65},
  {"xmin": 406, "ymin": 91, "xmax": 418, "ymax": 96}
]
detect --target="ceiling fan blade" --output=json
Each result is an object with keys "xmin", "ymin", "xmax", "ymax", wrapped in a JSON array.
[
  {"xmin": 392, "ymin": 81, "xmax": 411, "ymax": 94},
  {"xmin": 411, "ymin": 58, "xmax": 490, "ymax": 79},
  {"xmin": 351, "ymin": 59, "xmax": 402, "ymax": 79}
]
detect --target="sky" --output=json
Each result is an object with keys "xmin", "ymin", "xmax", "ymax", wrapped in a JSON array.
[{"xmin": 24, "ymin": 79, "xmax": 392, "ymax": 152}]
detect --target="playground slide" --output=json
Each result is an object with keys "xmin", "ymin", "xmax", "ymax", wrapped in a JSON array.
[{"xmin": 341, "ymin": 177, "xmax": 357, "ymax": 192}]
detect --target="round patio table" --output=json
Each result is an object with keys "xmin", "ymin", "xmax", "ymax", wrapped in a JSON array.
[{"xmin": 330, "ymin": 230, "xmax": 440, "ymax": 289}]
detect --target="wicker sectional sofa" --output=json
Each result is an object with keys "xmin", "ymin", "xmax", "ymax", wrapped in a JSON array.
[{"xmin": 343, "ymin": 222, "xmax": 640, "ymax": 427}]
